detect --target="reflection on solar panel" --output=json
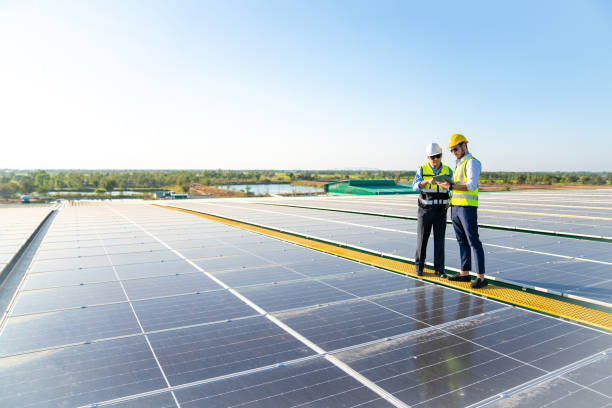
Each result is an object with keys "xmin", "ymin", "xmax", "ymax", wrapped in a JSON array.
[{"xmin": 0, "ymin": 198, "xmax": 610, "ymax": 407}]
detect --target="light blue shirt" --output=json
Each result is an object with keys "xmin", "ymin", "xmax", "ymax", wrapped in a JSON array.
[
  {"xmin": 455, "ymin": 153, "xmax": 481, "ymax": 191},
  {"xmin": 412, "ymin": 163, "xmax": 453, "ymax": 192}
]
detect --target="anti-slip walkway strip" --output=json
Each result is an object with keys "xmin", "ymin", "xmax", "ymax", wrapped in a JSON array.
[
  {"xmin": 257, "ymin": 202, "xmax": 612, "ymax": 243},
  {"xmin": 155, "ymin": 204, "xmax": 612, "ymax": 333}
]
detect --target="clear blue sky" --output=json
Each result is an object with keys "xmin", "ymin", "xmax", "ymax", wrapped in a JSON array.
[{"xmin": 1, "ymin": 0, "xmax": 610, "ymax": 171}]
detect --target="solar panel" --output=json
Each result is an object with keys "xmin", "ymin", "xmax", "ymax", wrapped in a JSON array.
[
  {"xmin": 484, "ymin": 375, "xmax": 611, "ymax": 408},
  {"xmin": 174, "ymin": 357, "xmax": 396, "ymax": 408},
  {"xmin": 0, "ymin": 205, "xmax": 54, "ymax": 276},
  {"xmin": 0, "ymin": 303, "xmax": 140, "ymax": 355},
  {"xmin": 274, "ymin": 298, "xmax": 429, "ymax": 350},
  {"xmin": 211, "ymin": 264, "xmax": 307, "ymax": 286},
  {"xmin": 236, "ymin": 279, "xmax": 356, "ymax": 312},
  {"xmin": 194, "ymin": 253, "xmax": 274, "ymax": 272},
  {"xmin": 22, "ymin": 265, "xmax": 118, "ymax": 289},
  {"xmin": 114, "ymin": 259, "xmax": 199, "ymax": 280},
  {"xmin": 131, "ymin": 290, "xmax": 257, "ymax": 332},
  {"xmin": 121, "ymin": 272, "xmax": 222, "ymax": 299},
  {"xmin": 314, "ymin": 268, "xmax": 419, "ymax": 297},
  {"xmin": 0, "ymin": 336, "xmax": 168, "ymax": 408},
  {"xmin": 147, "ymin": 316, "xmax": 314, "ymax": 385},
  {"xmin": 10, "ymin": 280, "xmax": 127, "ymax": 315}
]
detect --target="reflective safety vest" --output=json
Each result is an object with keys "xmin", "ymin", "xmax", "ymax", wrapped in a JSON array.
[
  {"xmin": 419, "ymin": 164, "xmax": 451, "ymax": 206},
  {"xmin": 450, "ymin": 155, "xmax": 479, "ymax": 207}
]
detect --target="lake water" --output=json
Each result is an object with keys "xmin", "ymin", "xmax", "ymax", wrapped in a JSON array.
[
  {"xmin": 216, "ymin": 184, "xmax": 323, "ymax": 195},
  {"xmin": 49, "ymin": 191, "xmax": 143, "ymax": 196}
]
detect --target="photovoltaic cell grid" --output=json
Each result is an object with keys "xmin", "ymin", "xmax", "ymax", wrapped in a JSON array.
[
  {"xmin": 190, "ymin": 198, "xmax": 612, "ymax": 263},
  {"xmin": 0, "ymin": 202, "xmax": 610, "ymax": 408},
  {"xmin": 257, "ymin": 192, "xmax": 612, "ymax": 240},
  {"xmin": 0, "ymin": 205, "xmax": 53, "ymax": 273},
  {"xmin": 164, "ymin": 199, "xmax": 612, "ymax": 304},
  {"xmin": 264, "ymin": 190, "xmax": 612, "ymax": 237}
]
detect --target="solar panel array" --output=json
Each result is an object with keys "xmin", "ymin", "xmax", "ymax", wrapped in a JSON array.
[
  {"xmin": 282, "ymin": 190, "xmax": 612, "ymax": 237},
  {"xmin": 0, "ymin": 200, "xmax": 610, "ymax": 407},
  {"xmin": 0, "ymin": 204, "xmax": 53, "ymax": 275},
  {"xmin": 169, "ymin": 195, "xmax": 612, "ymax": 305}
]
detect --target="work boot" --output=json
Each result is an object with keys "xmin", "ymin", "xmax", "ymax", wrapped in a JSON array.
[
  {"xmin": 471, "ymin": 278, "xmax": 489, "ymax": 289},
  {"xmin": 435, "ymin": 271, "xmax": 447, "ymax": 278},
  {"xmin": 416, "ymin": 269, "xmax": 424, "ymax": 277},
  {"xmin": 448, "ymin": 274, "xmax": 471, "ymax": 282}
]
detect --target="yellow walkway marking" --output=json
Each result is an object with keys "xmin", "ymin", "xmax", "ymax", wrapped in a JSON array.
[
  {"xmin": 479, "ymin": 209, "xmax": 612, "ymax": 221},
  {"xmin": 155, "ymin": 204, "xmax": 612, "ymax": 332}
]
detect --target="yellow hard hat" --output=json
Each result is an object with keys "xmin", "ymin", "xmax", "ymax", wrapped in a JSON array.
[{"xmin": 448, "ymin": 133, "xmax": 468, "ymax": 148}]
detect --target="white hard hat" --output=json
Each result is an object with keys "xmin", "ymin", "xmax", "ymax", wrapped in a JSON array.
[{"xmin": 425, "ymin": 143, "xmax": 442, "ymax": 157}]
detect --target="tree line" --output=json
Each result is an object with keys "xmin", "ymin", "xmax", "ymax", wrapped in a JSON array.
[
  {"xmin": 478, "ymin": 172, "xmax": 612, "ymax": 185},
  {"xmin": 0, "ymin": 170, "xmax": 610, "ymax": 199}
]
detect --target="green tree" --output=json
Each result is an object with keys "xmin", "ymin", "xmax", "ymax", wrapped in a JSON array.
[
  {"xmin": 180, "ymin": 182, "xmax": 191, "ymax": 194},
  {"xmin": 34, "ymin": 170, "xmax": 51, "ymax": 194},
  {"xmin": 20, "ymin": 177, "xmax": 35, "ymax": 194},
  {"xmin": 0, "ymin": 182, "xmax": 19, "ymax": 199},
  {"xmin": 101, "ymin": 178, "xmax": 117, "ymax": 193},
  {"xmin": 67, "ymin": 173, "xmax": 84, "ymax": 190}
]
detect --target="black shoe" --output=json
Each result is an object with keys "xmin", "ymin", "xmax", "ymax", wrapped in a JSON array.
[
  {"xmin": 471, "ymin": 278, "xmax": 489, "ymax": 289},
  {"xmin": 435, "ymin": 271, "xmax": 447, "ymax": 278},
  {"xmin": 448, "ymin": 274, "xmax": 471, "ymax": 282},
  {"xmin": 416, "ymin": 270, "xmax": 424, "ymax": 276}
]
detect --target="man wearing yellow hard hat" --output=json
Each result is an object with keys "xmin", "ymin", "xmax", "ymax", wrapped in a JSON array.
[{"xmin": 438, "ymin": 134, "xmax": 487, "ymax": 288}]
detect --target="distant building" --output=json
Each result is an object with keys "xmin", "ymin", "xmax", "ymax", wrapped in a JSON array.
[
  {"xmin": 21, "ymin": 195, "xmax": 31, "ymax": 203},
  {"xmin": 324, "ymin": 180, "xmax": 416, "ymax": 195},
  {"xmin": 154, "ymin": 191, "xmax": 176, "ymax": 199}
]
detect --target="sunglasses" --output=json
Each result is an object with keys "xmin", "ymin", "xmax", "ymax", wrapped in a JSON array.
[
  {"xmin": 429, "ymin": 154, "xmax": 442, "ymax": 159},
  {"xmin": 450, "ymin": 144, "xmax": 463, "ymax": 153}
]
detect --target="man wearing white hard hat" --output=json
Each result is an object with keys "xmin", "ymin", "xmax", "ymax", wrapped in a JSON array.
[{"xmin": 411, "ymin": 143, "xmax": 453, "ymax": 277}]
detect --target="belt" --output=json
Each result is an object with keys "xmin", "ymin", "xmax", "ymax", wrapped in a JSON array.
[
  {"xmin": 421, "ymin": 188, "xmax": 449, "ymax": 193},
  {"xmin": 419, "ymin": 197, "xmax": 449, "ymax": 205}
]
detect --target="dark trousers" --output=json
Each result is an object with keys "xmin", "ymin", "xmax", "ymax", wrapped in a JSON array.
[
  {"xmin": 415, "ymin": 206, "xmax": 447, "ymax": 273},
  {"xmin": 451, "ymin": 206, "xmax": 486, "ymax": 275}
]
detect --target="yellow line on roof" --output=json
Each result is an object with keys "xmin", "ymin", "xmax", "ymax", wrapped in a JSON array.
[
  {"xmin": 479, "ymin": 209, "xmax": 612, "ymax": 221},
  {"xmin": 155, "ymin": 204, "xmax": 612, "ymax": 332}
]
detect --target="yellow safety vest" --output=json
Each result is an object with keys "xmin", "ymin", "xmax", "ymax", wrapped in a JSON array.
[
  {"xmin": 419, "ymin": 164, "xmax": 451, "ymax": 206},
  {"xmin": 450, "ymin": 156, "xmax": 479, "ymax": 207}
]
